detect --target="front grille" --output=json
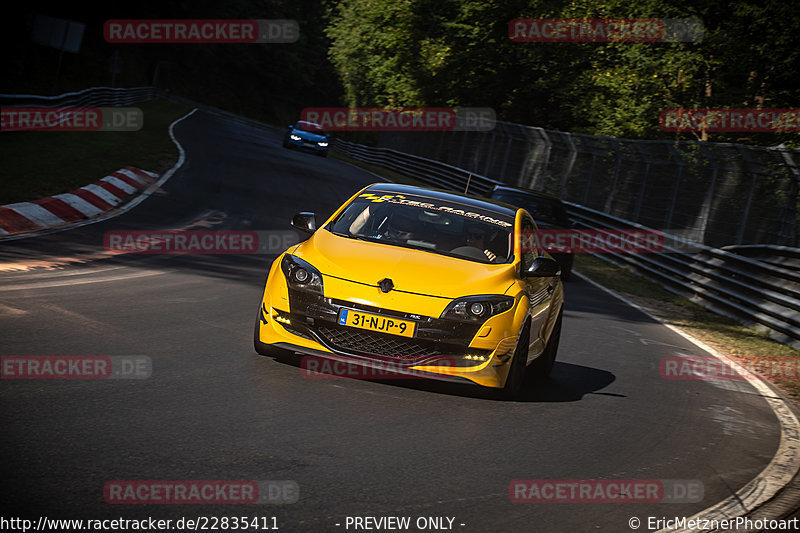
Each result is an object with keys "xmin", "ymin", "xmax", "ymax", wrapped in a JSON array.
[{"xmin": 316, "ymin": 326, "xmax": 441, "ymax": 359}]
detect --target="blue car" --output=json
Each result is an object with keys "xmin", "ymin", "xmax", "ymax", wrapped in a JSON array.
[{"xmin": 283, "ymin": 121, "xmax": 330, "ymax": 157}]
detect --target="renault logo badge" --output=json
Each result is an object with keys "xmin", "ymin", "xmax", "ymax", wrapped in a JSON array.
[{"xmin": 378, "ymin": 278, "xmax": 394, "ymax": 293}]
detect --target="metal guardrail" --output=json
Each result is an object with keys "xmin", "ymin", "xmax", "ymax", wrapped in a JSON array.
[
  {"xmin": 156, "ymin": 91, "xmax": 286, "ymax": 135},
  {"xmin": 378, "ymin": 123, "xmax": 800, "ymax": 249},
  {"xmin": 0, "ymin": 86, "xmax": 157, "ymax": 107},
  {"xmin": 335, "ymin": 137, "xmax": 800, "ymax": 349},
  {"xmin": 335, "ymin": 138, "xmax": 497, "ymax": 195}
]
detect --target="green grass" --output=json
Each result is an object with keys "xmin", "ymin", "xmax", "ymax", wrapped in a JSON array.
[{"xmin": 0, "ymin": 100, "xmax": 192, "ymax": 204}]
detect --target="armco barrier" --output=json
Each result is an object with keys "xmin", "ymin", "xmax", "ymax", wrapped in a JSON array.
[
  {"xmin": 0, "ymin": 86, "xmax": 156, "ymax": 108},
  {"xmin": 334, "ymin": 137, "xmax": 800, "ymax": 349}
]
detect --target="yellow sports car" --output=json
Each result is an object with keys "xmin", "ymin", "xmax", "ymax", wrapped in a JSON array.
[{"xmin": 254, "ymin": 183, "xmax": 564, "ymax": 398}]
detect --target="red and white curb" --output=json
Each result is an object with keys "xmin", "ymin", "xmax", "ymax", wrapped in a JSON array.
[{"xmin": 0, "ymin": 167, "xmax": 158, "ymax": 236}]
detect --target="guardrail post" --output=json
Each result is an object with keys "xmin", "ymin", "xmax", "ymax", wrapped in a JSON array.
[
  {"xmin": 735, "ymin": 145, "xmax": 761, "ymax": 245},
  {"xmin": 664, "ymin": 144, "xmax": 685, "ymax": 231},
  {"xmin": 536, "ymin": 128, "xmax": 553, "ymax": 191},
  {"xmin": 632, "ymin": 144, "xmax": 652, "ymax": 223},
  {"xmin": 696, "ymin": 145, "xmax": 718, "ymax": 246},
  {"xmin": 773, "ymin": 145, "xmax": 800, "ymax": 246},
  {"xmin": 559, "ymin": 133, "xmax": 577, "ymax": 200},
  {"xmin": 603, "ymin": 140, "xmax": 623, "ymax": 214},
  {"xmin": 582, "ymin": 151, "xmax": 597, "ymax": 207}
]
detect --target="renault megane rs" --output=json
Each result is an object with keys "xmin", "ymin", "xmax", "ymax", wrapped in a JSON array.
[{"xmin": 254, "ymin": 183, "xmax": 564, "ymax": 398}]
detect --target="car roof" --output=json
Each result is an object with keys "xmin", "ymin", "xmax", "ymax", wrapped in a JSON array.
[
  {"xmin": 364, "ymin": 183, "xmax": 519, "ymax": 219},
  {"xmin": 490, "ymin": 184, "xmax": 565, "ymax": 204},
  {"xmin": 296, "ymin": 121, "xmax": 324, "ymax": 129}
]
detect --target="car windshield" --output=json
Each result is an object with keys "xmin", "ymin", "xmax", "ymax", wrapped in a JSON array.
[
  {"xmin": 326, "ymin": 193, "xmax": 514, "ymax": 264},
  {"xmin": 491, "ymin": 191, "xmax": 569, "ymax": 226},
  {"xmin": 296, "ymin": 122, "xmax": 326, "ymax": 134}
]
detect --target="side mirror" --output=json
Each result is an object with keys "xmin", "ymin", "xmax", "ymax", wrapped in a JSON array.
[
  {"xmin": 524, "ymin": 256, "xmax": 561, "ymax": 278},
  {"xmin": 291, "ymin": 212, "xmax": 317, "ymax": 234}
]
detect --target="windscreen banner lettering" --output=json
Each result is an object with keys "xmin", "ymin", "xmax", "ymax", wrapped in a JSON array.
[{"xmin": 358, "ymin": 194, "xmax": 512, "ymax": 228}]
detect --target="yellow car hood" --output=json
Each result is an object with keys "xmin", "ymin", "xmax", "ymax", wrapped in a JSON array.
[{"xmin": 294, "ymin": 229, "xmax": 515, "ymax": 299}]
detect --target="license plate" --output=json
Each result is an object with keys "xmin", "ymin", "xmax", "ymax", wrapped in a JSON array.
[{"xmin": 337, "ymin": 309, "xmax": 416, "ymax": 338}]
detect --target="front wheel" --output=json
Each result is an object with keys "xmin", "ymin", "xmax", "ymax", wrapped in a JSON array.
[
  {"xmin": 500, "ymin": 324, "xmax": 530, "ymax": 400},
  {"xmin": 533, "ymin": 309, "xmax": 562, "ymax": 379}
]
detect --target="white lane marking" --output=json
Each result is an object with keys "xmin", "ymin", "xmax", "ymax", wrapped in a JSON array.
[
  {"xmin": 574, "ymin": 270, "xmax": 800, "ymax": 530},
  {"xmin": 7, "ymin": 203, "xmax": 65, "ymax": 227},
  {"xmin": 0, "ymin": 269, "xmax": 164, "ymax": 291}
]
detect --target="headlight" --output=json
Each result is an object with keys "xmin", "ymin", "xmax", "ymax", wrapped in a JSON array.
[
  {"xmin": 280, "ymin": 254, "xmax": 324, "ymax": 294},
  {"xmin": 318, "ymin": 142, "xmax": 329, "ymax": 147},
  {"xmin": 440, "ymin": 295, "xmax": 514, "ymax": 322},
  {"xmin": 290, "ymin": 134, "xmax": 301, "ymax": 141}
]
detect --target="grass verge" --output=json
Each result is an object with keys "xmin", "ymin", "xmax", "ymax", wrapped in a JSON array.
[
  {"xmin": 333, "ymin": 147, "xmax": 800, "ymax": 404},
  {"xmin": 0, "ymin": 99, "xmax": 192, "ymax": 205}
]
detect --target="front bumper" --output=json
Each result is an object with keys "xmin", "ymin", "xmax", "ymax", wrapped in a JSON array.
[
  {"xmin": 288, "ymin": 136, "xmax": 328, "ymax": 153},
  {"xmin": 256, "ymin": 283, "xmax": 521, "ymax": 388}
]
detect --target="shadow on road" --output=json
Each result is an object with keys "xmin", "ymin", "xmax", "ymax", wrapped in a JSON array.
[{"xmin": 267, "ymin": 352, "xmax": 616, "ymax": 403}]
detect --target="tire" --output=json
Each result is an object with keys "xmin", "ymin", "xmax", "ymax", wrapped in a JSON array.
[
  {"xmin": 533, "ymin": 309, "xmax": 562, "ymax": 379},
  {"xmin": 500, "ymin": 324, "xmax": 530, "ymax": 399}
]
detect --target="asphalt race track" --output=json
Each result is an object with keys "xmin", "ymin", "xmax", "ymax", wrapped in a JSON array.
[{"xmin": 0, "ymin": 110, "xmax": 785, "ymax": 532}]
